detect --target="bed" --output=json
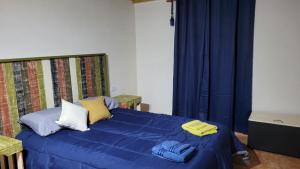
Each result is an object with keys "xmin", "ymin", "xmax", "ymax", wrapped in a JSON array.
[{"xmin": 17, "ymin": 108, "xmax": 245, "ymax": 169}]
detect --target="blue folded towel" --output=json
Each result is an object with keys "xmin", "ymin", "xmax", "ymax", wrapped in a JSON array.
[
  {"xmin": 161, "ymin": 140, "xmax": 191, "ymax": 154},
  {"xmin": 152, "ymin": 141, "xmax": 196, "ymax": 162}
]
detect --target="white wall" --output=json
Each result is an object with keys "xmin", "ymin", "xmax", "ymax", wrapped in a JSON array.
[
  {"xmin": 0, "ymin": 0, "xmax": 137, "ymax": 97},
  {"xmin": 135, "ymin": 0, "xmax": 174, "ymax": 114},
  {"xmin": 253, "ymin": 0, "xmax": 300, "ymax": 114}
]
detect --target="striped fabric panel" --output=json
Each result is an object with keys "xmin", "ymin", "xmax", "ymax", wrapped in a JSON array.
[
  {"xmin": 0, "ymin": 61, "xmax": 45, "ymax": 137},
  {"xmin": 13, "ymin": 61, "xmax": 46, "ymax": 116},
  {"xmin": 80, "ymin": 57, "xmax": 88, "ymax": 98},
  {"xmin": 37, "ymin": 62, "xmax": 47, "ymax": 109},
  {"xmin": 85, "ymin": 57, "xmax": 94, "ymax": 96},
  {"xmin": 76, "ymin": 55, "xmax": 110, "ymax": 99},
  {"xmin": 13, "ymin": 62, "xmax": 31, "ymax": 115},
  {"xmin": 50, "ymin": 58, "xmax": 73, "ymax": 106},
  {"xmin": 0, "ymin": 64, "xmax": 13, "ymax": 136},
  {"xmin": 99, "ymin": 55, "xmax": 110, "ymax": 96},
  {"xmin": 4, "ymin": 63, "xmax": 21, "ymax": 137},
  {"xmin": 27, "ymin": 62, "xmax": 41, "ymax": 112}
]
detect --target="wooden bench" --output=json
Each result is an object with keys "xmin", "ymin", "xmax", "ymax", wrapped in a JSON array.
[{"xmin": 0, "ymin": 135, "xmax": 24, "ymax": 169}]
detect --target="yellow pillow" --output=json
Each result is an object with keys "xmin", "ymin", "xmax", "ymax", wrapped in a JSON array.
[{"xmin": 79, "ymin": 97, "xmax": 111, "ymax": 124}]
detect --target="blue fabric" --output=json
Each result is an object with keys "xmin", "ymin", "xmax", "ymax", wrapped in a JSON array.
[
  {"xmin": 152, "ymin": 143, "xmax": 195, "ymax": 162},
  {"xmin": 161, "ymin": 140, "xmax": 191, "ymax": 154},
  {"xmin": 172, "ymin": 0, "xmax": 255, "ymax": 133},
  {"xmin": 17, "ymin": 108, "xmax": 245, "ymax": 169}
]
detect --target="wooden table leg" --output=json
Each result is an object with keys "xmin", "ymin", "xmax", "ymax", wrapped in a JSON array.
[
  {"xmin": 0, "ymin": 155, "xmax": 6, "ymax": 169},
  {"xmin": 7, "ymin": 156, "xmax": 14, "ymax": 169},
  {"xmin": 16, "ymin": 152, "xmax": 24, "ymax": 169}
]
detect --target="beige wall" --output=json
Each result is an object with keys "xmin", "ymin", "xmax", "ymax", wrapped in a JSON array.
[
  {"xmin": 0, "ymin": 0, "xmax": 137, "ymax": 97},
  {"xmin": 253, "ymin": 0, "xmax": 300, "ymax": 114},
  {"xmin": 135, "ymin": 0, "xmax": 174, "ymax": 114}
]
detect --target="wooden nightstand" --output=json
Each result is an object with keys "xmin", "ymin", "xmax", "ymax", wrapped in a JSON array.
[
  {"xmin": 114, "ymin": 95, "xmax": 142, "ymax": 109},
  {"xmin": 0, "ymin": 135, "xmax": 24, "ymax": 169}
]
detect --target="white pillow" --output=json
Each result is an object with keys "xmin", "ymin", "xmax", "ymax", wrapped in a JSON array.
[{"xmin": 56, "ymin": 99, "xmax": 89, "ymax": 132}]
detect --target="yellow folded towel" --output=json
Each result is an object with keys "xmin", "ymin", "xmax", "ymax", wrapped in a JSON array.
[{"xmin": 181, "ymin": 120, "xmax": 218, "ymax": 137}]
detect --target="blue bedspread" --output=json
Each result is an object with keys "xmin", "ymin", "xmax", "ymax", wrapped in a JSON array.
[{"xmin": 17, "ymin": 108, "xmax": 244, "ymax": 169}]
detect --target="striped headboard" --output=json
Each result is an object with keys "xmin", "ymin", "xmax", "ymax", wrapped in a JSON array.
[
  {"xmin": 76, "ymin": 56, "xmax": 110, "ymax": 99},
  {"xmin": 0, "ymin": 53, "xmax": 109, "ymax": 137},
  {"xmin": 50, "ymin": 58, "xmax": 73, "ymax": 106}
]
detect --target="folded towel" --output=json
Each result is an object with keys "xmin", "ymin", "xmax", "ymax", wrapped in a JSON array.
[
  {"xmin": 161, "ymin": 140, "xmax": 191, "ymax": 155},
  {"xmin": 184, "ymin": 127, "xmax": 217, "ymax": 137},
  {"xmin": 182, "ymin": 120, "xmax": 218, "ymax": 137},
  {"xmin": 152, "ymin": 144, "xmax": 196, "ymax": 163}
]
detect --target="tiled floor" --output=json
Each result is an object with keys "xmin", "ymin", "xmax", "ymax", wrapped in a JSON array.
[{"xmin": 233, "ymin": 133, "xmax": 300, "ymax": 169}]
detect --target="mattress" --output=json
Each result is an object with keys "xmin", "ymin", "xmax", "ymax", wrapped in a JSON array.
[{"xmin": 17, "ymin": 108, "xmax": 244, "ymax": 169}]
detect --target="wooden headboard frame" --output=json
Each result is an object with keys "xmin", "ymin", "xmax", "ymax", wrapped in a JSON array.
[
  {"xmin": 0, "ymin": 53, "xmax": 110, "ymax": 137},
  {"xmin": 0, "ymin": 53, "xmax": 107, "ymax": 65}
]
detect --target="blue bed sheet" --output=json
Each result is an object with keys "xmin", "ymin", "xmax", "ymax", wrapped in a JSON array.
[{"xmin": 17, "ymin": 108, "xmax": 244, "ymax": 169}]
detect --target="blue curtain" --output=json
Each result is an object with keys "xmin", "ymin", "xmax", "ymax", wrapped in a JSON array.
[{"xmin": 172, "ymin": 0, "xmax": 255, "ymax": 133}]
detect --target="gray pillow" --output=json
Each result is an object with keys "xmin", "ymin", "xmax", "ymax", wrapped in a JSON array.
[
  {"xmin": 103, "ymin": 96, "xmax": 119, "ymax": 110},
  {"xmin": 74, "ymin": 96, "xmax": 119, "ymax": 110},
  {"xmin": 19, "ymin": 107, "xmax": 62, "ymax": 136}
]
